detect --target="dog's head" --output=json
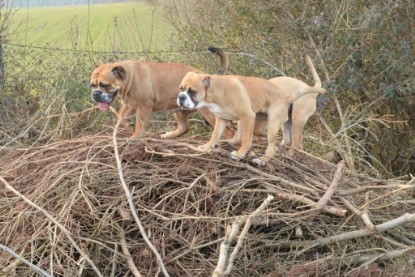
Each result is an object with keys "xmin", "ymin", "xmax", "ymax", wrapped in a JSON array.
[
  {"xmin": 90, "ymin": 64, "xmax": 126, "ymax": 111},
  {"xmin": 177, "ymin": 72, "xmax": 211, "ymax": 110}
]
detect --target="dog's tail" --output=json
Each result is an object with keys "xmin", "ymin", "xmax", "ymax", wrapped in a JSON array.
[
  {"xmin": 208, "ymin": 47, "xmax": 229, "ymax": 75},
  {"xmin": 305, "ymin": 53, "xmax": 326, "ymax": 94},
  {"xmin": 288, "ymin": 54, "xmax": 327, "ymax": 103}
]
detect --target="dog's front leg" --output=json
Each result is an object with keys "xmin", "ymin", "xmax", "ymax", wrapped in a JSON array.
[
  {"xmin": 198, "ymin": 116, "xmax": 227, "ymax": 152},
  {"xmin": 231, "ymin": 113, "xmax": 255, "ymax": 159},
  {"xmin": 161, "ymin": 110, "xmax": 192, "ymax": 139},
  {"xmin": 118, "ymin": 104, "xmax": 135, "ymax": 133},
  {"xmin": 198, "ymin": 107, "xmax": 234, "ymax": 139},
  {"xmin": 129, "ymin": 106, "xmax": 152, "ymax": 140}
]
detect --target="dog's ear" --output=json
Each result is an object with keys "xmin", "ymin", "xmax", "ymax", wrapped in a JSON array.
[
  {"xmin": 112, "ymin": 66, "xmax": 127, "ymax": 80},
  {"xmin": 202, "ymin": 75, "xmax": 211, "ymax": 89}
]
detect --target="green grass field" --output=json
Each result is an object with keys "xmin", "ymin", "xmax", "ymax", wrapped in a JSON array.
[{"xmin": 10, "ymin": 2, "xmax": 173, "ymax": 51}]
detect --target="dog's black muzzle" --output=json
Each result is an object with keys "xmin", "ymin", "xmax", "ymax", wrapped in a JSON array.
[
  {"xmin": 92, "ymin": 89, "xmax": 117, "ymax": 104},
  {"xmin": 178, "ymin": 94, "xmax": 187, "ymax": 107},
  {"xmin": 92, "ymin": 90, "xmax": 105, "ymax": 103}
]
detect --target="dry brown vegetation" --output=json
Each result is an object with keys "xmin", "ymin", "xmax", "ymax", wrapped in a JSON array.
[
  {"xmin": 1, "ymin": 0, "xmax": 415, "ymax": 276},
  {"xmin": 1, "ymin": 118, "xmax": 415, "ymax": 276}
]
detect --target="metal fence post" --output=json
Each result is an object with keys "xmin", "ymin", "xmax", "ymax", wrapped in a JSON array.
[{"xmin": 0, "ymin": 43, "xmax": 4, "ymax": 88}]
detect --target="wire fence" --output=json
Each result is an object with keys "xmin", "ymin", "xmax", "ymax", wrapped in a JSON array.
[
  {"xmin": 2, "ymin": 42, "xmax": 283, "ymax": 93},
  {"xmin": 2, "ymin": 42, "xmax": 213, "ymax": 90},
  {"xmin": 1, "ymin": 42, "xmax": 284, "ymax": 114},
  {"xmin": 0, "ymin": 42, "xmax": 263, "ymax": 142},
  {"xmin": 1, "ymin": 42, "xmax": 236, "ymax": 114}
]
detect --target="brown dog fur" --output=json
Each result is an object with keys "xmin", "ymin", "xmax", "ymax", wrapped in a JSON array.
[
  {"xmin": 177, "ymin": 72, "xmax": 316, "ymax": 165},
  {"xmin": 210, "ymin": 48, "xmax": 326, "ymax": 150},
  {"xmin": 90, "ymin": 58, "xmax": 234, "ymax": 140},
  {"xmin": 253, "ymin": 55, "xmax": 326, "ymax": 150}
]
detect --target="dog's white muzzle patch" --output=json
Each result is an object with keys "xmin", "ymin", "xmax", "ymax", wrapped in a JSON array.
[{"xmin": 177, "ymin": 90, "xmax": 198, "ymax": 110}]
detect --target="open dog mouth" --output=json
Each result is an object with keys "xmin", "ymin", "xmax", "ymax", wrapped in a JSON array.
[
  {"xmin": 92, "ymin": 90, "xmax": 118, "ymax": 112},
  {"xmin": 98, "ymin": 102, "xmax": 111, "ymax": 112}
]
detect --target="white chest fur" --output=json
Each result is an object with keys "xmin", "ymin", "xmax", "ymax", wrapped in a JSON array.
[{"xmin": 199, "ymin": 101, "xmax": 236, "ymax": 120}]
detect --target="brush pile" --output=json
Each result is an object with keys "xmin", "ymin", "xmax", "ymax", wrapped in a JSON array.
[{"xmin": 1, "ymin": 132, "xmax": 414, "ymax": 276}]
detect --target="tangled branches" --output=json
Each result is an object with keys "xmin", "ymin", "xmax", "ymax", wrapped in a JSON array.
[{"xmin": 0, "ymin": 133, "xmax": 414, "ymax": 276}]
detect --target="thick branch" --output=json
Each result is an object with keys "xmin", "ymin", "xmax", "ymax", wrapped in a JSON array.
[
  {"xmin": 213, "ymin": 195, "xmax": 274, "ymax": 277},
  {"xmin": 348, "ymin": 247, "xmax": 415, "ymax": 265},
  {"xmin": 212, "ymin": 218, "xmax": 244, "ymax": 277},
  {"xmin": 262, "ymin": 183, "xmax": 347, "ymax": 217},
  {"xmin": 312, "ymin": 213, "xmax": 415, "ymax": 248},
  {"xmin": 316, "ymin": 160, "xmax": 344, "ymax": 208},
  {"xmin": 224, "ymin": 195, "xmax": 274, "ymax": 275}
]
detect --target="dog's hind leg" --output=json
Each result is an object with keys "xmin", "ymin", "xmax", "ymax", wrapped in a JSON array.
[
  {"xmin": 281, "ymin": 121, "xmax": 292, "ymax": 147},
  {"xmin": 281, "ymin": 103, "xmax": 293, "ymax": 146},
  {"xmin": 224, "ymin": 121, "xmax": 242, "ymax": 145},
  {"xmin": 253, "ymin": 119, "xmax": 267, "ymax": 137},
  {"xmin": 161, "ymin": 110, "xmax": 193, "ymax": 139},
  {"xmin": 290, "ymin": 117, "xmax": 307, "ymax": 150}
]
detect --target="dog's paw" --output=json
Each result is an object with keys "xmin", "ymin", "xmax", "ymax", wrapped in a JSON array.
[
  {"xmin": 128, "ymin": 134, "xmax": 139, "ymax": 142},
  {"xmin": 197, "ymin": 144, "xmax": 212, "ymax": 153},
  {"xmin": 230, "ymin": 151, "xmax": 239, "ymax": 160},
  {"xmin": 160, "ymin": 131, "xmax": 176, "ymax": 139},
  {"xmin": 230, "ymin": 151, "xmax": 246, "ymax": 160},
  {"xmin": 252, "ymin": 158, "xmax": 266, "ymax": 167},
  {"xmin": 222, "ymin": 137, "xmax": 241, "ymax": 145}
]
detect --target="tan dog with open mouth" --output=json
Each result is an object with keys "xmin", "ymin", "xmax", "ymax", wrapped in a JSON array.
[
  {"xmin": 90, "ymin": 55, "xmax": 233, "ymax": 140},
  {"xmin": 177, "ymin": 73, "xmax": 318, "ymax": 166},
  {"xmin": 253, "ymin": 54, "xmax": 327, "ymax": 150}
]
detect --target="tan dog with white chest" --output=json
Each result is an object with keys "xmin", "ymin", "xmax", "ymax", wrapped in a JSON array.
[{"xmin": 177, "ymin": 73, "xmax": 314, "ymax": 165}]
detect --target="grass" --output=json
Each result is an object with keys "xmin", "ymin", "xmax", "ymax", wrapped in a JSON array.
[{"xmin": 10, "ymin": 2, "xmax": 173, "ymax": 51}]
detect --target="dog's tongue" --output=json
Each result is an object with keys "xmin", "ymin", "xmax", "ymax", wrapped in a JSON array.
[{"xmin": 98, "ymin": 103, "xmax": 110, "ymax": 112}]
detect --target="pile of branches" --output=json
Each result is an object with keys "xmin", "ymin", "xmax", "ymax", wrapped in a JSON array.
[{"xmin": 0, "ymin": 129, "xmax": 414, "ymax": 276}]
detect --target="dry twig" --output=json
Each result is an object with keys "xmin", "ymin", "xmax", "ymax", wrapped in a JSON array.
[
  {"xmin": 0, "ymin": 243, "xmax": 51, "ymax": 277},
  {"xmin": 112, "ymin": 117, "xmax": 170, "ymax": 277},
  {"xmin": 213, "ymin": 195, "xmax": 274, "ymax": 277},
  {"xmin": 0, "ymin": 177, "xmax": 103, "ymax": 277}
]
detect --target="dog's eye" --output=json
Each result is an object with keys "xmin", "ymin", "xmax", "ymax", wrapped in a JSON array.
[
  {"xmin": 90, "ymin": 83, "xmax": 97, "ymax": 89},
  {"xmin": 99, "ymin": 82, "xmax": 111, "ymax": 90},
  {"xmin": 188, "ymin": 88, "xmax": 196, "ymax": 96}
]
